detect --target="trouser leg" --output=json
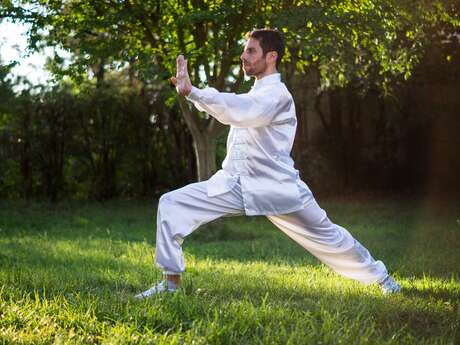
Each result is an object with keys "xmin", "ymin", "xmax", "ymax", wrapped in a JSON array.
[
  {"xmin": 155, "ymin": 180, "xmax": 244, "ymax": 274},
  {"xmin": 267, "ymin": 197, "xmax": 388, "ymax": 284}
]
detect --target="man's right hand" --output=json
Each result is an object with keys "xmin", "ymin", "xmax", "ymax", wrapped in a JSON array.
[{"xmin": 170, "ymin": 55, "xmax": 192, "ymax": 97}]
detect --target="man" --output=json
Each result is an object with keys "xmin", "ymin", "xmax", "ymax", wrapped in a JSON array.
[{"xmin": 135, "ymin": 29, "xmax": 401, "ymax": 299}]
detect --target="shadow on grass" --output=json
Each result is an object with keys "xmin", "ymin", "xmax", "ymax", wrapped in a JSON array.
[
  {"xmin": 0, "ymin": 199, "xmax": 156, "ymax": 243},
  {"xmin": 2, "ymin": 199, "xmax": 460, "ymax": 283},
  {"xmin": 185, "ymin": 208, "xmax": 460, "ymax": 282}
]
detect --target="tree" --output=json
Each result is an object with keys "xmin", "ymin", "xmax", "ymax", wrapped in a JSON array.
[
  {"xmin": 6, "ymin": 0, "xmax": 265, "ymax": 180},
  {"xmin": 270, "ymin": 0, "xmax": 459, "ymax": 191},
  {"xmin": 6, "ymin": 0, "xmax": 459, "ymax": 183},
  {"xmin": 0, "ymin": 58, "xmax": 21, "ymax": 198}
]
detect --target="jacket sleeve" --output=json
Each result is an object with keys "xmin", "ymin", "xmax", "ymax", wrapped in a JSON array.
[{"xmin": 185, "ymin": 86, "xmax": 286, "ymax": 127}]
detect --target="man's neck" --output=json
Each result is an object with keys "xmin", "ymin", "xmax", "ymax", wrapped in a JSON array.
[{"xmin": 254, "ymin": 68, "xmax": 278, "ymax": 80}]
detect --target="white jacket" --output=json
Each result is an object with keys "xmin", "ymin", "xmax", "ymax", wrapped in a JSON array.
[{"xmin": 186, "ymin": 73, "xmax": 311, "ymax": 215}]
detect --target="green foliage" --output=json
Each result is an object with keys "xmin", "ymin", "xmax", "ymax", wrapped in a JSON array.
[
  {"xmin": 274, "ymin": 0, "xmax": 460, "ymax": 92},
  {"xmin": 8, "ymin": 0, "xmax": 460, "ymax": 94},
  {"xmin": 0, "ymin": 199, "xmax": 459, "ymax": 343},
  {"xmin": 0, "ymin": 64, "xmax": 14, "ymax": 118},
  {"xmin": 0, "ymin": 73, "xmax": 196, "ymax": 200},
  {"xmin": 9, "ymin": 0, "xmax": 261, "ymax": 91},
  {"xmin": 0, "ymin": 61, "xmax": 22, "ymax": 198},
  {"xmin": 2, "ymin": 0, "xmax": 459, "ymax": 198}
]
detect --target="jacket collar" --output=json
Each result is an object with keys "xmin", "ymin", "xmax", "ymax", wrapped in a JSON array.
[{"xmin": 252, "ymin": 73, "xmax": 281, "ymax": 90}]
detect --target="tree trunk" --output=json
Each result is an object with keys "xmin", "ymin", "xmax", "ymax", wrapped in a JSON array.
[
  {"xmin": 177, "ymin": 97, "xmax": 226, "ymax": 182},
  {"xmin": 194, "ymin": 134, "xmax": 217, "ymax": 181}
]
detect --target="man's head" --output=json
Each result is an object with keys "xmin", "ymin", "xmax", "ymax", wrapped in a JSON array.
[{"xmin": 240, "ymin": 28, "xmax": 285, "ymax": 79}]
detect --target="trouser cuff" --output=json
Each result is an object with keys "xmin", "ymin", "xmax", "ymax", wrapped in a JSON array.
[{"xmin": 163, "ymin": 270, "xmax": 181, "ymax": 276}]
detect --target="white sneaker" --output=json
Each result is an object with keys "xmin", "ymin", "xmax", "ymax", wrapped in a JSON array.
[
  {"xmin": 134, "ymin": 280, "xmax": 177, "ymax": 300},
  {"xmin": 379, "ymin": 275, "xmax": 401, "ymax": 295}
]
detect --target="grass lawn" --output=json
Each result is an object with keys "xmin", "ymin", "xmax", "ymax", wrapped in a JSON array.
[{"xmin": 0, "ymin": 197, "xmax": 459, "ymax": 344}]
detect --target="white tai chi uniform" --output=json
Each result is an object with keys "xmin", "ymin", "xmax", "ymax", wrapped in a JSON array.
[{"xmin": 155, "ymin": 73, "xmax": 388, "ymax": 285}]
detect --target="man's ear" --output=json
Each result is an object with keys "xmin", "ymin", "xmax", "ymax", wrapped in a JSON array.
[{"xmin": 268, "ymin": 51, "xmax": 278, "ymax": 65}]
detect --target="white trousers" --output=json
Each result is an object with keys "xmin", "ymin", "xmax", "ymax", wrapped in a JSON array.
[{"xmin": 155, "ymin": 180, "xmax": 388, "ymax": 285}]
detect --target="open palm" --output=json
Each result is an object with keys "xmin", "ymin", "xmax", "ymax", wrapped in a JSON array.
[{"xmin": 170, "ymin": 55, "xmax": 192, "ymax": 97}]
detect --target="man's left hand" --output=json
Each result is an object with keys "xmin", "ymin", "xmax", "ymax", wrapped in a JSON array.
[{"xmin": 170, "ymin": 55, "xmax": 192, "ymax": 97}]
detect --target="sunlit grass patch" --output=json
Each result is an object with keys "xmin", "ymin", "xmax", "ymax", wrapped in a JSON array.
[{"xmin": 0, "ymin": 198, "xmax": 459, "ymax": 344}]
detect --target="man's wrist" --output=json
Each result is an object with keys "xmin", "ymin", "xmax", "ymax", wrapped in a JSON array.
[
  {"xmin": 183, "ymin": 86, "xmax": 192, "ymax": 97},
  {"xmin": 185, "ymin": 86, "xmax": 201, "ymax": 101}
]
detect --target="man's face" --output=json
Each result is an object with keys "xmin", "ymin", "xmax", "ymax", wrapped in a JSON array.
[{"xmin": 240, "ymin": 38, "xmax": 268, "ymax": 77}]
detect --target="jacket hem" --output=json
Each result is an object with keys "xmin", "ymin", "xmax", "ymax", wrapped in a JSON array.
[{"xmin": 244, "ymin": 202, "xmax": 307, "ymax": 216}]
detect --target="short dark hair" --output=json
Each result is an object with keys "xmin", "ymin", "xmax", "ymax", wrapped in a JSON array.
[{"xmin": 245, "ymin": 28, "xmax": 285, "ymax": 69}]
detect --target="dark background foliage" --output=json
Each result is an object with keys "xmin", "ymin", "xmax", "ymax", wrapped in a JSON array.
[{"xmin": 0, "ymin": 0, "xmax": 459, "ymax": 201}]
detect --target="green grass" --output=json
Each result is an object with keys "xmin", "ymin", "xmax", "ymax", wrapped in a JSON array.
[{"xmin": 0, "ymin": 197, "xmax": 459, "ymax": 344}]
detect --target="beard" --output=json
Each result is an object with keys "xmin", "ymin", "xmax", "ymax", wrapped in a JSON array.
[{"xmin": 242, "ymin": 58, "xmax": 267, "ymax": 77}]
